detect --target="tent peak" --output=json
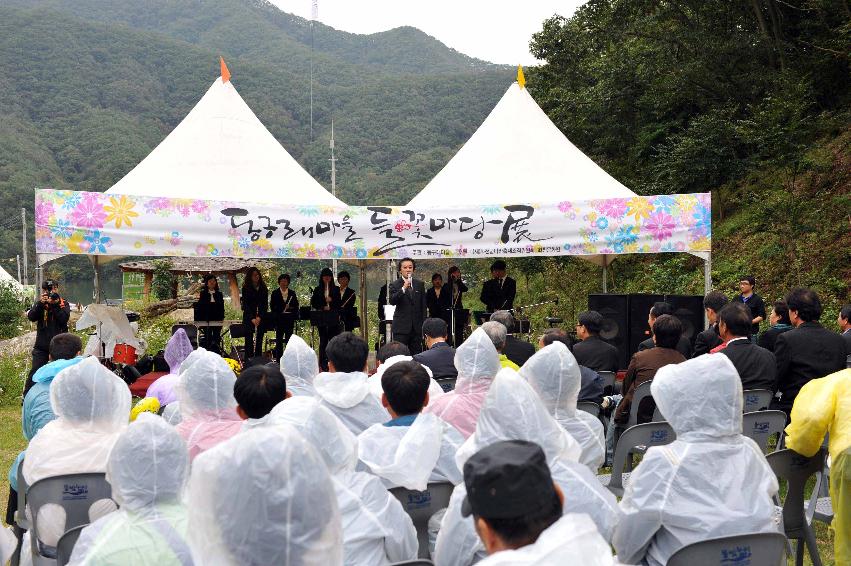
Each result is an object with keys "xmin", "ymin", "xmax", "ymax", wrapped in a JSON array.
[
  {"xmin": 517, "ymin": 65, "xmax": 526, "ymax": 89},
  {"xmin": 220, "ymin": 56, "xmax": 231, "ymax": 84}
]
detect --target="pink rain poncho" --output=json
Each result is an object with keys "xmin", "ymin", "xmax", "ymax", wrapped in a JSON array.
[
  {"xmin": 146, "ymin": 328, "xmax": 195, "ymax": 406},
  {"xmin": 423, "ymin": 328, "xmax": 500, "ymax": 438},
  {"xmin": 174, "ymin": 349, "xmax": 242, "ymax": 461}
]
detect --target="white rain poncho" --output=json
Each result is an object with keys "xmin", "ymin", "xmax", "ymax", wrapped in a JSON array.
[
  {"xmin": 22, "ymin": 357, "xmax": 131, "ymax": 546},
  {"xmin": 367, "ymin": 355, "xmax": 445, "ymax": 407},
  {"xmin": 173, "ymin": 349, "xmax": 242, "ymax": 460},
  {"xmin": 146, "ymin": 328, "xmax": 195, "ymax": 406},
  {"xmin": 357, "ymin": 411, "xmax": 464, "ymax": 489},
  {"xmin": 476, "ymin": 514, "xmax": 615, "ymax": 566},
  {"xmin": 434, "ymin": 368, "xmax": 619, "ymax": 566},
  {"xmin": 280, "ymin": 335, "xmax": 319, "ymax": 396},
  {"xmin": 68, "ymin": 414, "xmax": 191, "ymax": 565},
  {"xmin": 268, "ymin": 397, "xmax": 418, "ymax": 565},
  {"xmin": 424, "ymin": 328, "xmax": 501, "ymax": 438},
  {"xmin": 161, "ymin": 402, "xmax": 182, "ymax": 425},
  {"xmin": 613, "ymin": 354, "xmax": 780, "ymax": 566},
  {"xmin": 314, "ymin": 370, "xmax": 390, "ymax": 435},
  {"xmin": 187, "ymin": 425, "xmax": 343, "ymax": 566},
  {"xmin": 520, "ymin": 342, "xmax": 605, "ymax": 470}
]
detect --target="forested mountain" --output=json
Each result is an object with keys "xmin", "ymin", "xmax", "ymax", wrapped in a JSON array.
[{"xmin": 0, "ymin": 1, "xmax": 513, "ymax": 261}]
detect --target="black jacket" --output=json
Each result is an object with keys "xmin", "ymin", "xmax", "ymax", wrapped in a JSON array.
[
  {"xmin": 426, "ymin": 286, "xmax": 450, "ymax": 320},
  {"xmin": 732, "ymin": 293, "xmax": 767, "ymax": 335},
  {"xmin": 27, "ymin": 298, "xmax": 71, "ymax": 351},
  {"xmin": 638, "ymin": 335, "xmax": 692, "ymax": 359},
  {"xmin": 572, "ymin": 335, "xmax": 620, "ymax": 372},
  {"xmin": 241, "ymin": 284, "xmax": 268, "ymax": 325},
  {"xmin": 693, "ymin": 324, "xmax": 723, "ymax": 357},
  {"xmin": 757, "ymin": 324, "xmax": 793, "ymax": 353},
  {"xmin": 194, "ymin": 289, "xmax": 225, "ymax": 322},
  {"xmin": 720, "ymin": 338, "xmax": 777, "ymax": 391},
  {"xmin": 340, "ymin": 287, "xmax": 357, "ymax": 328},
  {"xmin": 270, "ymin": 288, "xmax": 299, "ymax": 328},
  {"xmin": 413, "ymin": 341, "xmax": 457, "ymax": 380},
  {"xmin": 378, "ymin": 284, "xmax": 388, "ymax": 322},
  {"xmin": 578, "ymin": 365, "xmax": 604, "ymax": 404},
  {"xmin": 480, "ymin": 277, "xmax": 516, "ymax": 312},
  {"xmin": 503, "ymin": 335, "xmax": 536, "ymax": 368},
  {"xmin": 841, "ymin": 329, "xmax": 851, "ymax": 357},
  {"xmin": 388, "ymin": 277, "xmax": 427, "ymax": 335},
  {"xmin": 774, "ymin": 321, "xmax": 847, "ymax": 410},
  {"xmin": 310, "ymin": 283, "xmax": 341, "ymax": 311},
  {"xmin": 446, "ymin": 277, "xmax": 468, "ymax": 310}
]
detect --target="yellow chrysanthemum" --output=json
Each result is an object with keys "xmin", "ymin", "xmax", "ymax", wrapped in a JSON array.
[{"xmin": 104, "ymin": 195, "xmax": 139, "ymax": 229}]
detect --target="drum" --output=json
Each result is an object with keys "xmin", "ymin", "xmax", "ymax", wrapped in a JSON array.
[{"xmin": 113, "ymin": 343, "xmax": 137, "ymax": 365}]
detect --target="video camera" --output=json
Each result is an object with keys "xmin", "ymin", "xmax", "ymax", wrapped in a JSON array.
[{"xmin": 42, "ymin": 279, "xmax": 60, "ymax": 301}]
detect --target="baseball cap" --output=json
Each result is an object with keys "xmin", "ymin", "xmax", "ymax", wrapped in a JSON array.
[{"xmin": 461, "ymin": 439, "xmax": 556, "ymax": 519}]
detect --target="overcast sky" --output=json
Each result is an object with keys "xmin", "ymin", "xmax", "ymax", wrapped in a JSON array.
[{"xmin": 268, "ymin": 1, "xmax": 585, "ymax": 66}]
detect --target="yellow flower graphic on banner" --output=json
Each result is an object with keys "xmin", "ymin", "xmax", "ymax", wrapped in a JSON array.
[
  {"xmin": 626, "ymin": 197, "xmax": 653, "ymax": 222},
  {"xmin": 68, "ymin": 231, "xmax": 87, "ymax": 253},
  {"xmin": 104, "ymin": 195, "xmax": 139, "ymax": 228}
]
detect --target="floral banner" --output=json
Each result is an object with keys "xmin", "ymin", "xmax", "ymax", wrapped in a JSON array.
[{"xmin": 35, "ymin": 190, "xmax": 711, "ymax": 259}]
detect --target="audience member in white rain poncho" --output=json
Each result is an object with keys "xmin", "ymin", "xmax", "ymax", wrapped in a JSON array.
[
  {"xmin": 358, "ymin": 360, "xmax": 463, "ymax": 489},
  {"xmin": 188, "ymin": 425, "xmax": 343, "ymax": 566},
  {"xmin": 268, "ymin": 397, "xmax": 418, "ymax": 565},
  {"xmin": 22, "ymin": 357, "xmax": 131, "ymax": 546},
  {"xmin": 434, "ymin": 368, "xmax": 619, "ymax": 566},
  {"xmin": 368, "ymin": 354, "xmax": 445, "ymax": 407},
  {"xmin": 423, "ymin": 328, "xmax": 501, "ymax": 438},
  {"xmin": 173, "ymin": 349, "xmax": 242, "ymax": 461},
  {"xmin": 69, "ymin": 414, "xmax": 191, "ymax": 565},
  {"xmin": 314, "ymin": 333, "xmax": 389, "ymax": 434},
  {"xmin": 145, "ymin": 328, "xmax": 194, "ymax": 407},
  {"xmin": 161, "ymin": 402, "xmax": 182, "ymax": 425},
  {"xmin": 280, "ymin": 335, "xmax": 319, "ymax": 396},
  {"xmin": 520, "ymin": 342, "xmax": 605, "ymax": 470},
  {"xmin": 613, "ymin": 354, "xmax": 780, "ymax": 566}
]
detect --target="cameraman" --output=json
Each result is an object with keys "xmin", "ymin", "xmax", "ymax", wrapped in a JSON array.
[{"xmin": 25, "ymin": 280, "xmax": 70, "ymax": 395}]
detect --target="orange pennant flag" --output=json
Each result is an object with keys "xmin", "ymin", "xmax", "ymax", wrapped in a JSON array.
[{"xmin": 220, "ymin": 57, "xmax": 231, "ymax": 83}]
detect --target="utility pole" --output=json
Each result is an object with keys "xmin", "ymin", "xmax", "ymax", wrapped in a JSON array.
[
  {"xmin": 21, "ymin": 208, "xmax": 28, "ymax": 286},
  {"xmin": 310, "ymin": 0, "xmax": 318, "ymax": 139},
  {"xmin": 16, "ymin": 255, "xmax": 21, "ymax": 283},
  {"xmin": 330, "ymin": 120, "xmax": 338, "ymax": 275}
]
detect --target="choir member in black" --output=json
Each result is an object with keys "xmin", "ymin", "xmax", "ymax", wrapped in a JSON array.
[
  {"xmin": 338, "ymin": 271, "xmax": 358, "ymax": 332},
  {"xmin": 241, "ymin": 267, "xmax": 268, "ymax": 359},
  {"xmin": 427, "ymin": 273, "xmax": 450, "ymax": 319},
  {"xmin": 311, "ymin": 267, "xmax": 342, "ymax": 370},
  {"xmin": 480, "ymin": 260, "xmax": 516, "ymax": 313},
  {"xmin": 196, "ymin": 274, "xmax": 225, "ymax": 354},
  {"xmin": 270, "ymin": 273, "xmax": 299, "ymax": 360},
  {"xmin": 377, "ymin": 283, "xmax": 389, "ymax": 350},
  {"xmin": 446, "ymin": 265, "xmax": 469, "ymax": 346}
]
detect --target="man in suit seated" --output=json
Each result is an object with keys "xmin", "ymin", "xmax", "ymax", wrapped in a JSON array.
[
  {"xmin": 480, "ymin": 260, "xmax": 516, "ymax": 314},
  {"xmin": 717, "ymin": 303, "xmax": 776, "ymax": 391},
  {"xmin": 637, "ymin": 302, "xmax": 692, "ymax": 358},
  {"xmin": 693, "ymin": 291, "xmax": 729, "ymax": 357},
  {"xmin": 539, "ymin": 328, "xmax": 603, "ymax": 404},
  {"xmin": 414, "ymin": 318, "xmax": 458, "ymax": 381},
  {"xmin": 838, "ymin": 304, "xmax": 851, "ymax": 360},
  {"xmin": 489, "ymin": 310, "xmax": 535, "ymax": 367},
  {"xmin": 388, "ymin": 258, "xmax": 427, "ymax": 355},
  {"xmin": 571, "ymin": 310, "xmax": 620, "ymax": 372},
  {"xmin": 773, "ymin": 287, "xmax": 847, "ymax": 417}
]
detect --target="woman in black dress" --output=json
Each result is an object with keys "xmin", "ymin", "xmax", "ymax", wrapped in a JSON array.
[
  {"xmin": 270, "ymin": 273, "xmax": 299, "ymax": 360},
  {"xmin": 241, "ymin": 267, "xmax": 268, "ymax": 359},
  {"xmin": 338, "ymin": 270, "xmax": 358, "ymax": 332},
  {"xmin": 446, "ymin": 265, "xmax": 469, "ymax": 346},
  {"xmin": 310, "ymin": 267, "xmax": 341, "ymax": 370},
  {"xmin": 196, "ymin": 274, "xmax": 225, "ymax": 353},
  {"xmin": 426, "ymin": 273, "xmax": 450, "ymax": 320}
]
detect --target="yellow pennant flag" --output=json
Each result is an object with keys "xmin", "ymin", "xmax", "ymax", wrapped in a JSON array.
[
  {"xmin": 220, "ymin": 57, "xmax": 231, "ymax": 83},
  {"xmin": 517, "ymin": 65, "xmax": 526, "ymax": 89}
]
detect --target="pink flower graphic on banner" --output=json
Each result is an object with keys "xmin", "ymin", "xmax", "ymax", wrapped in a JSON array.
[
  {"xmin": 70, "ymin": 195, "xmax": 106, "ymax": 229},
  {"xmin": 35, "ymin": 202, "xmax": 55, "ymax": 225},
  {"xmin": 645, "ymin": 210, "xmax": 675, "ymax": 241},
  {"xmin": 595, "ymin": 198, "xmax": 628, "ymax": 218}
]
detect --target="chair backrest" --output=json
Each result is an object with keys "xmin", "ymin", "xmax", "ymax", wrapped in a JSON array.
[
  {"xmin": 577, "ymin": 401, "xmax": 601, "ymax": 419},
  {"xmin": 16, "ymin": 458, "xmax": 30, "ymax": 529},
  {"xmin": 610, "ymin": 422, "xmax": 676, "ymax": 491},
  {"xmin": 435, "ymin": 377, "xmax": 456, "ymax": 393},
  {"xmin": 743, "ymin": 389, "xmax": 774, "ymax": 412},
  {"xmin": 390, "ymin": 482, "xmax": 454, "ymax": 559},
  {"xmin": 628, "ymin": 380, "xmax": 654, "ymax": 428},
  {"xmin": 598, "ymin": 371, "xmax": 616, "ymax": 395},
  {"xmin": 742, "ymin": 411, "xmax": 787, "ymax": 453},
  {"xmin": 766, "ymin": 448, "xmax": 825, "ymax": 539},
  {"xmin": 27, "ymin": 474, "xmax": 114, "ymax": 555},
  {"xmin": 390, "ymin": 560, "xmax": 434, "ymax": 565},
  {"xmin": 667, "ymin": 532, "xmax": 787, "ymax": 566},
  {"xmin": 56, "ymin": 524, "xmax": 86, "ymax": 566}
]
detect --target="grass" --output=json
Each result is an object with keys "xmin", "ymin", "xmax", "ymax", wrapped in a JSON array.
[{"xmin": 0, "ymin": 404, "xmax": 25, "ymax": 524}]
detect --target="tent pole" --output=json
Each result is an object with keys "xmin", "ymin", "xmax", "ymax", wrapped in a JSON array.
[
  {"xmin": 704, "ymin": 255, "xmax": 712, "ymax": 327},
  {"xmin": 358, "ymin": 260, "xmax": 367, "ymax": 341},
  {"xmin": 92, "ymin": 255, "xmax": 102, "ymax": 304},
  {"xmin": 601, "ymin": 255, "xmax": 608, "ymax": 294}
]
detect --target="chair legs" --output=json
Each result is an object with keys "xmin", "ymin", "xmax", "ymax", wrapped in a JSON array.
[{"xmin": 792, "ymin": 527, "xmax": 823, "ymax": 566}]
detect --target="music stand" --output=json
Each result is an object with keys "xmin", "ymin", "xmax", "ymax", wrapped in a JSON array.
[
  {"xmin": 445, "ymin": 308, "xmax": 469, "ymax": 346},
  {"xmin": 473, "ymin": 311, "xmax": 492, "ymax": 326}
]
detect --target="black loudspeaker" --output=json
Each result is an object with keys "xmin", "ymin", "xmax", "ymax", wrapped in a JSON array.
[
  {"xmin": 588, "ymin": 294, "xmax": 630, "ymax": 370},
  {"xmin": 666, "ymin": 295, "xmax": 705, "ymax": 344},
  {"xmin": 627, "ymin": 294, "xmax": 664, "ymax": 356}
]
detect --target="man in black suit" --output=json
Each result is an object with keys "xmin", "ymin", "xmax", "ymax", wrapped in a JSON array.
[
  {"xmin": 413, "ymin": 318, "xmax": 458, "ymax": 381},
  {"xmin": 571, "ymin": 310, "xmax": 620, "ymax": 372},
  {"xmin": 693, "ymin": 291, "xmax": 729, "ymax": 357},
  {"xmin": 489, "ymin": 310, "xmax": 535, "ymax": 367},
  {"xmin": 838, "ymin": 304, "xmax": 851, "ymax": 359},
  {"xmin": 717, "ymin": 303, "xmax": 776, "ymax": 391},
  {"xmin": 637, "ymin": 302, "xmax": 692, "ymax": 358},
  {"xmin": 480, "ymin": 260, "xmax": 516, "ymax": 313},
  {"xmin": 388, "ymin": 257, "xmax": 427, "ymax": 354},
  {"xmin": 774, "ymin": 288, "xmax": 847, "ymax": 416}
]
